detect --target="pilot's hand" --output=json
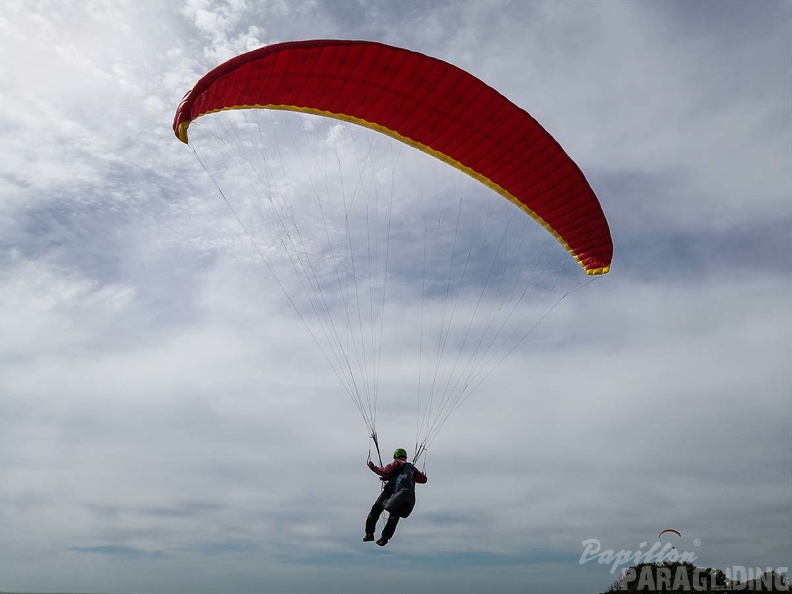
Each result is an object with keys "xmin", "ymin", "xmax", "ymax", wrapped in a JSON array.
[{"xmin": 367, "ymin": 460, "xmax": 376, "ymax": 470}]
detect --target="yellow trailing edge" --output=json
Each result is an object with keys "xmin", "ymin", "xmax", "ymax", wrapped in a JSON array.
[{"xmin": 178, "ymin": 102, "xmax": 608, "ymax": 275}]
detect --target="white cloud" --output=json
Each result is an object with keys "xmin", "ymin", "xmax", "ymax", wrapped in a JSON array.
[
  {"xmin": 1, "ymin": 1, "xmax": 790, "ymax": 593},
  {"xmin": 0, "ymin": 256, "xmax": 136, "ymax": 357}
]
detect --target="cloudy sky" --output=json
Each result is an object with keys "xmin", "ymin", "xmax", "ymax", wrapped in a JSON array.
[{"xmin": 1, "ymin": 1, "xmax": 790, "ymax": 593}]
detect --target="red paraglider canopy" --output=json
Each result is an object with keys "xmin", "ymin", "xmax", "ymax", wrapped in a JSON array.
[
  {"xmin": 658, "ymin": 529, "xmax": 682, "ymax": 538},
  {"xmin": 173, "ymin": 39, "xmax": 612, "ymax": 275}
]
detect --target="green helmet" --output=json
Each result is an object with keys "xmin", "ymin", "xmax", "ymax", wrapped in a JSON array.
[{"xmin": 393, "ymin": 448, "xmax": 408, "ymax": 460}]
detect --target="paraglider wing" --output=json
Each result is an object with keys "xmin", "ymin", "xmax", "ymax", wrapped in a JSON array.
[
  {"xmin": 173, "ymin": 39, "xmax": 612, "ymax": 275},
  {"xmin": 658, "ymin": 529, "xmax": 682, "ymax": 538}
]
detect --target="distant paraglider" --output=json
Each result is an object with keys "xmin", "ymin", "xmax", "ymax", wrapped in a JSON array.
[
  {"xmin": 658, "ymin": 528, "xmax": 682, "ymax": 552},
  {"xmin": 658, "ymin": 529, "xmax": 682, "ymax": 539}
]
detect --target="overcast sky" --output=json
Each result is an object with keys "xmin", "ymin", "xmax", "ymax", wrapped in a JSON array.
[{"xmin": 1, "ymin": 1, "xmax": 791, "ymax": 593}]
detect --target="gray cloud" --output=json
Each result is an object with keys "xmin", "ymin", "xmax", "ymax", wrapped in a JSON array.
[{"xmin": 1, "ymin": 1, "xmax": 790, "ymax": 593}]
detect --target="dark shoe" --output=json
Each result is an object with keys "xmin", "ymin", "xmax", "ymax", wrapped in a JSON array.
[
  {"xmin": 376, "ymin": 538, "xmax": 388, "ymax": 547},
  {"xmin": 363, "ymin": 533, "xmax": 374, "ymax": 542}
]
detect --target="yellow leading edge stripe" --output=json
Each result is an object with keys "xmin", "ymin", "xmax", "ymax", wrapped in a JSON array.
[{"xmin": 178, "ymin": 103, "xmax": 610, "ymax": 276}]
